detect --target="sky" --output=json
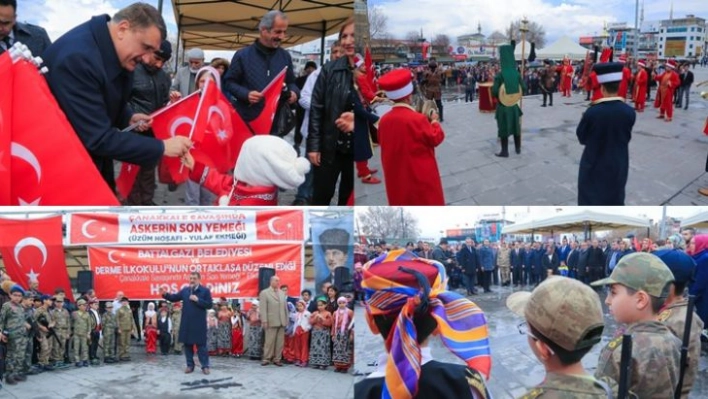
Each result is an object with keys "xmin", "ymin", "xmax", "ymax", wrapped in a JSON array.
[
  {"xmin": 369, "ymin": 0, "xmax": 708, "ymax": 45},
  {"xmin": 17, "ymin": 0, "xmax": 331, "ymax": 62},
  {"xmin": 356, "ymin": 206, "xmax": 708, "ymax": 238}
]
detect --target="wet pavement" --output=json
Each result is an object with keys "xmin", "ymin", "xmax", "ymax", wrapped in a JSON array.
[
  {"xmin": 353, "ymin": 283, "xmax": 708, "ymax": 399},
  {"xmin": 355, "ymin": 67, "xmax": 708, "ymax": 205},
  {"xmin": 2, "ymin": 337, "xmax": 354, "ymax": 399}
]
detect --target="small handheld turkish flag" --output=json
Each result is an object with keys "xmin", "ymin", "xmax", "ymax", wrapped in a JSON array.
[
  {"xmin": 115, "ymin": 162, "xmax": 141, "ymax": 200},
  {"xmin": 247, "ymin": 67, "xmax": 287, "ymax": 134}
]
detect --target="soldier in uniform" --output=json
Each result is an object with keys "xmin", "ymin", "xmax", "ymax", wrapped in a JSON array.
[
  {"xmin": 654, "ymin": 249, "xmax": 703, "ymax": 398},
  {"xmin": 491, "ymin": 45, "xmax": 524, "ymax": 157},
  {"xmin": 576, "ymin": 62, "xmax": 635, "ymax": 205},
  {"xmin": 50, "ymin": 295, "xmax": 70, "ymax": 367},
  {"xmin": 102, "ymin": 301, "xmax": 118, "ymax": 363},
  {"xmin": 34, "ymin": 295, "xmax": 55, "ymax": 371},
  {"xmin": 591, "ymin": 252, "xmax": 682, "ymax": 398},
  {"xmin": 507, "ymin": 277, "xmax": 635, "ymax": 398},
  {"xmin": 72, "ymin": 298, "xmax": 91, "ymax": 367},
  {"xmin": 355, "ymin": 249, "xmax": 491, "ymax": 399},
  {"xmin": 24, "ymin": 295, "xmax": 40, "ymax": 375},
  {"xmin": 171, "ymin": 302, "xmax": 183, "ymax": 354},
  {"xmin": 0, "ymin": 285, "xmax": 30, "ymax": 385},
  {"xmin": 117, "ymin": 296, "xmax": 134, "ymax": 361}
]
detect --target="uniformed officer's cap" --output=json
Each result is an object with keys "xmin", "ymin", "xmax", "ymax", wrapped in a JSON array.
[
  {"xmin": 591, "ymin": 252, "xmax": 674, "ymax": 298},
  {"xmin": 10, "ymin": 284, "xmax": 25, "ymax": 295},
  {"xmin": 592, "ymin": 62, "xmax": 624, "ymax": 84},
  {"xmin": 653, "ymin": 249, "xmax": 696, "ymax": 284},
  {"xmin": 76, "ymin": 299, "xmax": 87, "ymax": 306},
  {"xmin": 507, "ymin": 276, "xmax": 604, "ymax": 351},
  {"xmin": 23, "ymin": 292, "xmax": 33, "ymax": 299}
]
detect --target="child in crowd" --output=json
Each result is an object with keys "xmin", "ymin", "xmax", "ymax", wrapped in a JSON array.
[
  {"xmin": 283, "ymin": 302, "xmax": 297, "ymax": 363},
  {"xmin": 246, "ymin": 300, "xmax": 263, "ymax": 360},
  {"xmin": 231, "ymin": 303, "xmax": 244, "ymax": 358},
  {"xmin": 309, "ymin": 299, "xmax": 333, "ymax": 370},
  {"xmin": 206, "ymin": 309, "xmax": 219, "ymax": 356},
  {"xmin": 331, "ymin": 297, "xmax": 354, "ymax": 373},
  {"xmin": 292, "ymin": 300, "xmax": 312, "ymax": 367},
  {"xmin": 217, "ymin": 303, "xmax": 232, "ymax": 356}
]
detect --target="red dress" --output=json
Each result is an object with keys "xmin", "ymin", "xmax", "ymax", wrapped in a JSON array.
[
  {"xmin": 231, "ymin": 315, "xmax": 244, "ymax": 356},
  {"xmin": 655, "ymin": 70, "xmax": 680, "ymax": 120},
  {"xmin": 633, "ymin": 69, "xmax": 648, "ymax": 111},
  {"xmin": 144, "ymin": 314, "xmax": 157, "ymax": 354},
  {"xmin": 378, "ymin": 103, "xmax": 445, "ymax": 205}
]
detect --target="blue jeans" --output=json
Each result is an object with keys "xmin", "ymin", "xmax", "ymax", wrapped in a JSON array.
[
  {"xmin": 295, "ymin": 168, "xmax": 314, "ymax": 202},
  {"xmin": 184, "ymin": 343, "xmax": 209, "ymax": 370}
]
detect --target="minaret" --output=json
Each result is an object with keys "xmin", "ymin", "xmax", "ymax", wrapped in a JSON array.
[
  {"xmin": 669, "ymin": 0, "xmax": 673, "ymax": 21},
  {"xmin": 477, "ymin": 22, "xmax": 482, "ymax": 35}
]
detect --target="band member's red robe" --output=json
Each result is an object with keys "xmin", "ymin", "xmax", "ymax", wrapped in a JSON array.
[
  {"xmin": 378, "ymin": 103, "xmax": 445, "ymax": 205},
  {"xmin": 655, "ymin": 70, "xmax": 680, "ymax": 120},
  {"xmin": 633, "ymin": 69, "xmax": 648, "ymax": 111},
  {"xmin": 618, "ymin": 66, "xmax": 632, "ymax": 99},
  {"xmin": 557, "ymin": 64, "xmax": 573, "ymax": 97},
  {"xmin": 590, "ymin": 72, "xmax": 603, "ymax": 102}
]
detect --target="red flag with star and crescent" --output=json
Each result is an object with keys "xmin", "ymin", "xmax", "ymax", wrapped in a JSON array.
[
  {"xmin": 152, "ymin": 79, "xmax": 215, "ymax": 183},
  {"xmin": 0, "ymin": 52, "xmax": 12, "ymax": 205},
  {"xmin": 0, "ymin": 216, "xmax": 75, "ymax": 301},
  {"xmin": 68, "ymin": 213, "xmax": 120, "ymax": 245},
  {"xmin": 255, "ymin": 209, "xmax": 304, "ymax": 241},
  {"xmin": 247, "ymin": 66, "xmax": 287, "ymax": 134},
  {"xmin": 9, "ymin": 59, "xmax": 118, "ymax": 205},
  {"xmin": 115, "ymin": 162, "xmax": 141, "ymax": 200}
]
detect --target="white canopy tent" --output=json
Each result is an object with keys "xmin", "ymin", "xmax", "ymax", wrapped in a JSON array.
[
  {"xmin": 502, "ymin": 209, "xmax": 651, "ymax": 235},
  {"xmin": 536, "ymin": 36, "xmax": 590, "ymax": 60},
  {"xmin": 680, "ymin": 210, "xmax": 708, "ymax": 229}
]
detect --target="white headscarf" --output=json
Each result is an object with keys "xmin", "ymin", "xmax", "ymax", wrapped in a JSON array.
[{"xmin": 145, "ymin": 302, "xmax": 156, "ymax": 318}]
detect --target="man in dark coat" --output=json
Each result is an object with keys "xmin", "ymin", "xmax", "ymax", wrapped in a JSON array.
[
  {"xmin": 576, "ymin": 241, "xmax": 590, "ymax": 284},
  {"xmin": 160, "ymin": 272, "xmax": 214, "ymax": 374},
  {"xmin": 455, "ymin": 238, "xmax": 479, "ymax": 295},
  {"xmin": 541, "ymin": 244, "xmax": 560, "ymax": 276},
  {"xmin": 576, "ymin": 62, "xmax": 635, "ymax": 205},
  {"xmin": 41, "ymin": 3, "xmax": 191, "ymax": 192},
  {"xmin": 510, "ymin": 242, "xmax": 525, "ymax": 286},
  {"xmin": 566, "ymin": 241, "xmax": 580, "ymax": 279},
  {"xmin": 587, "ymin": 239, "xmax": 606, "ymax": 283},
  {"xmin": 0, "ymin": 0, "xmax": 51, "ymax": 57}
]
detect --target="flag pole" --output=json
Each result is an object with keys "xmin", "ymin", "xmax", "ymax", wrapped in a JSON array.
[{"xmin": 519, "ymin": 17, "xmax": 529, "ymax": 144}]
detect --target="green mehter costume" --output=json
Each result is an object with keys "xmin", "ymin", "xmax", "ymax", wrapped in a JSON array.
[{"xmin": 492, "ymin": 45, "xmax": 525, "ymax": 156}]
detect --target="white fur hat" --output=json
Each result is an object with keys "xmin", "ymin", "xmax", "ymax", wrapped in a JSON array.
[{"xmin": 233, "ymin": 135, "xmax": 310, "ymax": 190}]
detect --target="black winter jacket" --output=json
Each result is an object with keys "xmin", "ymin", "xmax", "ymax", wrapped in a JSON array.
[
  {"xmin": 128, "ymin": 64, "xmax": 171, "ymax": 136},
  {"xmin": 306, "ymin": 56, "xmax": 354, "ymax": 164}
]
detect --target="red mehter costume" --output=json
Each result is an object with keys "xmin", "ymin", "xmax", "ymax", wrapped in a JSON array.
[
  {"xmin": 633, "ymin": 60, "xmax": 648, "ymax": 112},
  {"xmin": 655, "ymin": 59, "xmax": 681, "ymax": 121},
  {"xmin": 377, "ymin": 69, "xmax": 445, "ymax": 205},
  {"xmin": 557, "ymin": 59, "xmax": 574, "ymax": 97},
  {"xmin": 617, "ymin": 55, "xmax": 633, "ymax": 99}
]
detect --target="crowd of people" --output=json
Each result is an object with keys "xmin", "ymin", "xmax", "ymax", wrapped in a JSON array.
[
  {"xmin": 0, "ymin": 271, "xmax": 355, "ymax": 390},
  {"xmin": 355, "ymin": 226, "xmax": 707, "ymax": 398}
]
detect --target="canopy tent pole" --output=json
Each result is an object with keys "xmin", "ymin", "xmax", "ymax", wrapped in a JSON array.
[
  {"xmin": 320, "ymin": 20, "xmax": 326, "ymax": 66},
  {"xmin": 174, "ymin": 13, "xmax": 182, "ymax": 72},
  {"xmin": 157, "ymin": 0, "xmax": 163, "ymax": 13}
]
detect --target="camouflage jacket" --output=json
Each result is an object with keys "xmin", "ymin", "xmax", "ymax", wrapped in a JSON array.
[
  {"xmin": 102, "ymin": 311, "xmax": 118, "ymax": 332},
  {"xmin": 171, "ymin": 309, "xmax": 182, "ymax": 328},
  {"xmin": 72, "ymin": 310, "xmax": 91, "ymax": 336},
  {"xmin": 34, "ymin": 306, "xmax": 53, "ymax": 334},
  {"xmin": 595, "ymin": 321, "xmax": 681, "ymax": 399},
  {"xmin": 517, "ymin": 372, "xmax": 637, "ymax": 398},
  {"xmin": 0, "ymin": 301, "xmax": 27, "ymax": 335},
  {"xmin": 117, "ymin": 306, "xmax": 133, "ymax": 331},
  {"xmin": 658, "ymin": 299, "xmax": 704, "ymax": 399},
  {"xmin": 52, "ymin": 308, "xmax": 71, "ymax": 332}
]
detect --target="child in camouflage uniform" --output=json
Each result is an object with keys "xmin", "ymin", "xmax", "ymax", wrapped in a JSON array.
[
  {"xmin": 0, "ymin": 285, "xmax": 30, "ymax": 385},
  {"xmin": 72, "ymin": 299, "xmax": 91, "ymax": 367},
  {"xmin": 51, "ymin": 296, "xmax": 71, "ymax": 367},
  {"xmin": 591, "ymin": 252, "xmax": 682, "ymax": 398},
  {"xmin": 102, "ymin": 301, "xmax": 118, "ymax": 363},
  {"xmin": 507, "ymin": 277, "xmax": 635, "ymax": 398}
]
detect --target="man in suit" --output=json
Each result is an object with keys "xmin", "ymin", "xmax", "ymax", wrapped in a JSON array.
[
  {"xmin": 605, "ymin": 240, "xmax": 621, "ymax": 277},
  {"xmin": 557, "ymin": 237, "xmax": 571, "ymax": 265},
  {"xmin": 418, "ymin": 242, "xmax": 433, "ymax": 259},
  {"xmin": 523, "ymin": 243, "xmax": 534, "ymax": 286},
  {"xmin": 0, "ymin": 0, "xmax": 51, "ymax": 56},
  {"xmin": 576, "ymin": 241, "xmax": 590, "ymax": 284},
  {"xmin": 510, "ymin": 241, "xmax": 525, "ymax": 286},
  {"xmin": 160, "ymin": 272, "xmax": 213, "ymax": 375},
  {"xmin": 566, "ymin": 241, "xmax": 580, "ymax": 279},
  {"xmin": 258, "ymin": 275, "xmax": 289, "ymax": 367},
  {"xmin": 587, "ymin": 239, "xmax": 606, "ymax": 283},
  {"xmin": 456, "ymin": 238, "xmax": 479, "ymax": 295},
  {"xmin": 541, "ymin": 243, "xmax": 560, "ymax": 277},
  {"xmin": 42, "ymin": 3, "xmax": 192, "ymax": 192},
  {"xmin": 478, "ymin": 240, "xmax": 494, "ymax": 293}
]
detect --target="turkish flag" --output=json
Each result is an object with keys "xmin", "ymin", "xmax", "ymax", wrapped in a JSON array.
[
  {"xmin": 152, "ymin": 80, "xmax": 215, "ymax": 183},
  {"xmin": 256, "ymin": 209, "xmax": 304, "ymax": 241},
  {"xmin": 247, "ymin": 67, "xmax": 287, "ymax": 134},
  {"xmin": 0, "ymin": 216, "xmax": 75, "ymax": 301},
  {"xmin": 0, "ymin": 52, "xmax": 12, "ymax": 205},
  {"xmin": 68, "ymin": 213, "xmax": 120, "ymax": 245},
  {"xmin": 10, "ymin": 60, "xmax": 119, "ymax": 205},
  {"xmin": 191, "ymin": 88, "xmax": 243, "ymax": 173},
  {"xmin": 115, "ymin": 162, "xmax": 141, "ymax": 200}
]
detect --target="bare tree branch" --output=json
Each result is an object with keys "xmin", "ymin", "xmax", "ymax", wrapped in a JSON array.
[
  {"xmin": 358, "ymin": 207, "xmax": 420, "ymax": 241},
  {"xmin": 368, "ymin": 6, "xmax": 389, "ymax": 39}
]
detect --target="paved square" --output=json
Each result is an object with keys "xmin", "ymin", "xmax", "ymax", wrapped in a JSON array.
[{"xmin": 355, "ymin": 67, "xmax": 708, "ymax": 205}]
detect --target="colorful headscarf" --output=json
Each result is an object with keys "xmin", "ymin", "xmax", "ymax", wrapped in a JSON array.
[
  {"xmin": 667, "ymin": 233, "xmax": 686, "ymax": 250},
  {"xmin": 362, "ymin": 249, "xmax": 491, "ymax": 399},
  {"xmin": 690, "ymin": 234, "xmax": 708, "ymax": 256}
]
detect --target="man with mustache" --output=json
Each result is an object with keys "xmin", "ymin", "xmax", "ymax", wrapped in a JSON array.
[
  {"xmin": 224, "ymin": 10, "xmax": 299, "ymax": 133},
  {"xmin": 42, "ymin": 3, "xmax": 192, "ymax": 194}
]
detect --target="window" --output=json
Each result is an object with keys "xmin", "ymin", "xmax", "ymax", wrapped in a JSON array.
[
  {"xmin": 690, "ymin": 44, "xmax": 693, "ymax": 48},
  {"xmin": 691, "ymin": 27, "xmax": 695, "ymax": 32}
]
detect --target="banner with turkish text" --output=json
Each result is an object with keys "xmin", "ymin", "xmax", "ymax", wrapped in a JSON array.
[
  {"xmin": 311, "ymin": 213, "xmax": 354, "ymax": 293},
  {"xmin": 8, "ymin": 59, "xmax": 118, "ymax": 205},
  {"xmin": 87, "ymin": 243, "xmax": 302, "ymax": 300},
  {"xmin": 67, "ymin": 209, "xmax": 304, "ymax": 246},
  {"xmin": 0, "ymin": 216, "xmax": 75, "ymax": 301}
]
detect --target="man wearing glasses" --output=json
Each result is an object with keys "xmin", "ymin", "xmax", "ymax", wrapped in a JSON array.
[
  {"xmin": 0, "ymin": 0, "xmax": 51, "ymax": 57},
  {"xmin": 223, "ymin": 10, "xmax": 299, "ymax": 133}
]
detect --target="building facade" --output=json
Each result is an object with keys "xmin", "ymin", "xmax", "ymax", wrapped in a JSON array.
[{"xmin": 658, "ymin": 15, "xmax": 706, "ymax": 58}]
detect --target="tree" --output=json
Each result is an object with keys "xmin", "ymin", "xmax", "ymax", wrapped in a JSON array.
[
  {"xmin": 505, "ymin": 20, "xmax": 547, "ymax": 48},
  {"xmin": 358, "ymin": 207, "xmax": 420, "ymax": 241},
  {"xmin": 432, "ymin": 34, "xmax": 451, "ymax": 49},
  {"xmin": 368, "ymin": 6, "xmax": 388, "ymax": 39}
]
